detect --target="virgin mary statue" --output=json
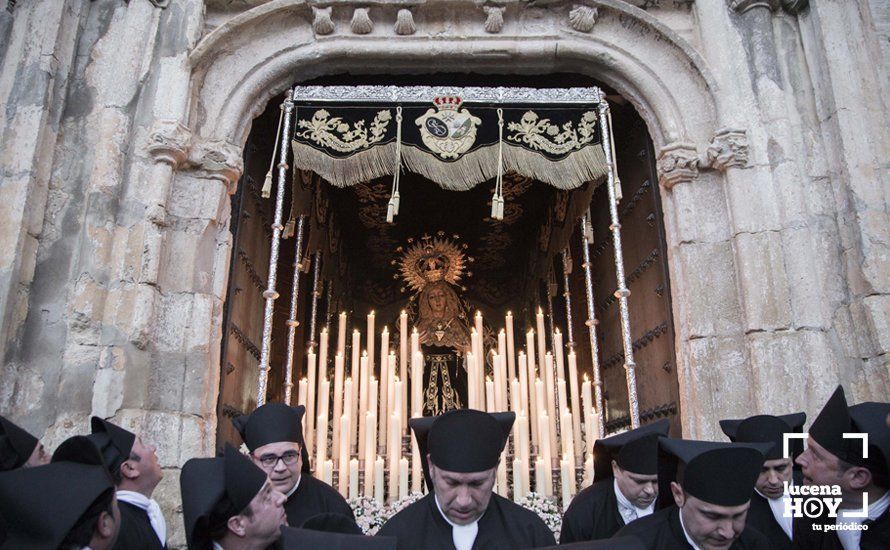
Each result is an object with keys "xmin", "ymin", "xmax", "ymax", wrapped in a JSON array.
[{"xmin": 397, "ymin": 234, "xmax": 473, "ymax": 416}]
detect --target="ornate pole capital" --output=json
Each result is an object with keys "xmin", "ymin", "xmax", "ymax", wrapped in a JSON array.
[
  {"xmin": 656, "ymin": 142, "xmax": 699, "ymax": 189},
  {"xmin": 146, "ymin": 119, "xmax": 191, "ymax": 168}
]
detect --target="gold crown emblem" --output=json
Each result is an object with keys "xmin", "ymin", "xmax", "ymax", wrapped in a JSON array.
[{"xmin": 433, "ymin": 96, "xmax": 463, "ymax": 111}]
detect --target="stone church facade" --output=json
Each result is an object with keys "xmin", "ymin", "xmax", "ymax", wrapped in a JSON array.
[{"xmin": 1, "ymin": 0, "xmax": 888, "ymax": 544}]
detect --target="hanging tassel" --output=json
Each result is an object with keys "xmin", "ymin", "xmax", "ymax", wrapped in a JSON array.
[
  {"xmin": 262, "ymin": 103, "xmax": 286, "ymax": 198},
  {"xmin": 614, "ymin": 177, "xmax": 623, "ymax": 202},
  {"xmin": 387, "ymin": 107, "xmax": 403, "ymax": 224},
  {"xmin": 584, "ymin": 210, "xmax": 594, "ymax": 243},
  {"xmin": 605, "ymin": 105, "xmax": 622, "ymax": 204},
  {"xmin": 491, "ymin": 108, "xmax": 506, "ymax": 221}
]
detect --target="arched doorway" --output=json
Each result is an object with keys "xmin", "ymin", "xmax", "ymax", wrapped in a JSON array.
[{"xmin": 215, "ymin": 72, "xmax": 681, "ymax": 452}]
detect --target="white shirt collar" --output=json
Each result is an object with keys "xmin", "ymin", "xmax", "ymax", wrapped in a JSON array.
[
  {"xmin": 285, "ymin": 475, "xmax": 302, "ymax": 498},
  {"xmin": 434, "ymin": 494, "xmax": 480, "ymax": 550},
  {"xmin": 116, "ymin": 490, "xmax": 166, "ymax": 545},
  {"xmin": 613, "ymin": 479, "xmax": 655, "ymax": 524},
  {"xmin": 212, "ymin": 542, "xmax": 225, "ymax": 550},
  {"xmin": 754, "ymin": 482, "xmax": 793, "ymax": 539},
  {"xmin": 678, "ymin": 507, "xmax": 702, "ymax": 550},
  {"xmin": 835, "ymin": 490, "xmax": 890, "ymax": 550}
]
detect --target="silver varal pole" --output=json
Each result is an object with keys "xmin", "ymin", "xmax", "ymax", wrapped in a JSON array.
[
  {"xmin": 580, "ymin": 214, "xmax": 605, "ymax": 438},
  {"xmin": 309, "ymin": 251, "xmax": 322, "ymax": 346},
  {"xmin": 597, "ymin": 94, "xmax": 641, "ymax": 428},
  {"xmin": 283, "ymin": 216, "xmax": 306, "ymax": 405},
  {"xmin": 561, "ymin": 249, "xmax": 575, "ymax": 348},
  {"xmin": 257, "ymin": 89, "xmax": 295, "ymax": 406}
]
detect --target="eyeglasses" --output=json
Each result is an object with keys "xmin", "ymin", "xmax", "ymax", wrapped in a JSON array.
[{"xmin": 255, "ymin": 450, "xmax": 301, "ymax": 468}]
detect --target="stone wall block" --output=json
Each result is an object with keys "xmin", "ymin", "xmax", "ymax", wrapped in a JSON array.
[
  {"xmin": 858, "ymin": 209, "xmax": 890, "ymax": 295},
  {"xmin": 675, "ymin": 242, "xmax": 744, "ymax": 337},
  {"xmin": 146, "ymin": 350, "xmax": 186, "ymax": 412},
  {"xmin": 158, "ymin": 223, "xmax": 216, "ymax": 294},
  {"xmin": 141, "ymin": 409, "xmax": 183, "ymax": 469},
  {"xmin": 141, "ymin": 223, "xmax": 165, "ymax": 286},
  {"xmin": 180, "ymin": 413, "xmax": 214, "ymax": 463},
  {"xmin": 0, "ymin": 105, "xmax": 46, "ymax": 176},
  {"xmin": 747, "ymin": 330, "xmax": 839, "ymax": 416},
  {"xmin": 852, "ymin": 355, "xmax": 890, "ymax": 403},
  {"xmin": 168, "ymin": 174, "xmax": 228, "ymax": 221},
  {"xmin": 0, "ymin": 173, "xmax": 30, "ymax": 272},
  {"xmin": 724, "ymin": 167, "xmax": 783, "ymax": 234},
  {"xmin": 211, "ymin": 230, "xmax": 233, "ymax": 301},
  {"xmin": 91, "ymin": 345, "xmax": 125, "ymax": 419},
  {"xmin": 681, "ymin": 336, "xmax": 753, "ymax": 440},
  {"xmin": 68, "ymin": 274, "xmax": 107, "ymax": 343},
  {"xmin": 154, "ymin": 293, "xmax": 191, "ymax": 351},
  {"xmin": 664, "ymin": 173, "xmax": 732, "ymax": 243},
  {"xmin": 181, "ymin": 351, "xmax": 217, "ymax": 417},
  {"xmin": 781, "ymin": 225, "xmax": 845, "ymax": 329},
  {"xmin": 58, "ymin": 344, "xmax": 104, "ymax": 414},
  {"xmin": 734, "ymin": 231, "xmax": 792, "ymax": 332},
  {"xmin": 863, "ymin": 294, "xmax": 890, "ymax": 354},
  {"xmin": 186, "ymin": 292, "xmax": 216, "ymax": 353}
]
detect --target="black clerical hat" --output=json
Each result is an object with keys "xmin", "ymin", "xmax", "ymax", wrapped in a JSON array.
[
  {"xmin": 90, "ymin": 416, "xmax": 136, "ymax": 475},
  {"xmin": 232, "ymin": 403, "xmax": 311, "ymax": 473},
  {"xmin": 659, "ymin": 438, "xmax": 771, "ymax": 507},
  {"xmin": 593, "ymin": 419, "xmax": 670, "ymax": 480},
  {"xmin": 807, "ymin": 385, "xmax": 882, "ymax": 471},
  {"xmin": 0, "ymin": 460, "xmax": 114, "ymax": 549},
  {"xmin": 280, "ymin": 525, "xmax": 398, "ymax": 550},
  {"xmin": 52, "ymin": 434, "xmax": 109, "ymax": 469},
  {"xmin": 0, "ymin": 415, "xmax": 38, "ymax": 471},
  {"xmin": 848, "ymin": 401, "xmax": 890, "ymax": 481},
  {"xmin": 719, "ymin": 412, "xmax": 806, "ymax": 460},
  {"xmin": 536, "ymin": 536, "xmax": 646, "ymax": 550},
  {"xmin": 410, "ymin": 409, "xmax": 514, "ymax": 490},
  {"xmin": 299, "ymin": 512, "xmax": 363, "ymax": 535},
  {"xmin": 180, "ymin": 444, "xmax": 269, "ymax": 549}
]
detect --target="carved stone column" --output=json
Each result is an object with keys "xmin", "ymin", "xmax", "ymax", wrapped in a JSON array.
[{"xmin": 656, "ymin": 143, "xmax": 699, "ymax": 189}]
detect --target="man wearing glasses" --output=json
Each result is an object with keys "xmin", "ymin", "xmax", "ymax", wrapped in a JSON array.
[{"xmin": 233, "ymin": 403, "xmax": 355, "ymax": 528}]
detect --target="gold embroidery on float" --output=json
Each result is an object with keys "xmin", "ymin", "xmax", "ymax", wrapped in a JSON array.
[
  {"xmin": 506, "ymin": 110, "xmax": 598, "ymax": 156},
  {"xmin": 296, "ymin": 109, "xmax": 392, "ymax": 153}
]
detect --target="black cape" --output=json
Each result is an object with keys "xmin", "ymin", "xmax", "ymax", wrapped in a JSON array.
[
  {"xmin": 560, "ymin": 479, "xmax": 626, "ymax": 543},
  {"xmin": 111, "ymin": 501, "xmax": 165, "ymax": 550},
  {"xmin": 376, "ymin": 492, "xmax": 555, "ymax": 549},
  {"xmin": 285, "ymin": 474, "xmax": 355, "ymax": 528},
  {"xmin": 792, "ymin": 505, "xmax": 890, "ymax": 549},
  {"xmin": 616, "ymin": 506, "xmax": 771, "ymax": 550},
  {"xmin": 744, "ymin": 492, "xmax": 790, "ymax": 550}
]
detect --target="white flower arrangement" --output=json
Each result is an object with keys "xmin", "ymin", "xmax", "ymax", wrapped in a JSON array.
[
  {"xmin": 517, "ymin": 492, "xmax": 563, "ymax": 540},
  {"xmin": 347, "ymin": 495, "xmax": 387, "ymax": 535},
  {"xmin": 388, "ymin": 491, "xmax": 425, "ymax": 515}
]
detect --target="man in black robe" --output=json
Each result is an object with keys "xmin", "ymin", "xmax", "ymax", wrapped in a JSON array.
[
  {"xmin": 84, "ymin": 416, "xmax": 167, "ymax": 550},
  {"xmin": 617, "ymin": 438, "xmax": 773, "ymax": 549},
  {"xmin": 233, "ymin": 403, "xmax": 354, "ymax": 528},
  {"xmin": 720, "ymin": 412, "xmax": 806, "ymax": 549},
  {"xmin": 792, "ymin": 386, "xmax": 890, "ymax": 549},
  {"xmin": 181, "ymin": 444, "xmax": 288, "ymax": 549},
  {"xmin": 560, "ymin": 419, "xmax": 669, "ymax": 543},
  {"xmin": 377, "ymin": 408, "xmax": 556, "ymax": 549},
  {"xmin": 0, "ymin": 435, "xmax": 121, "ymax": 549},
  {"xmin": 0, "ymin": 414, "xmax": 50, "ymax": 471},
  {"xmin": 279, "ymin": 521, "xmax": 397, "ymax": 549}
]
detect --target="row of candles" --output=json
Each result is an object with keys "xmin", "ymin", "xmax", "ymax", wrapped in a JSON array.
[{"xmin": 295, "ymin": 309, "xmax": 603, "ymax": 506}]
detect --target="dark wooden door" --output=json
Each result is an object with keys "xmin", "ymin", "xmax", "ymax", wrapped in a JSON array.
[{"xmin": 588, "ymin": 102, "xmax": 681, "ymax": 435}]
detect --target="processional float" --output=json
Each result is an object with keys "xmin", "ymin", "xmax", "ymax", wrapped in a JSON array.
[{"xmin": 250, "ymin": 84, "xmax": 641, "ymax": 508}]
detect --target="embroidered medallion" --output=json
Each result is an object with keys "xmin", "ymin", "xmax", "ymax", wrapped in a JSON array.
[
  {"xmin": 415, "ymin": 96, "xmax": 482, "ymax": 159},
  {"xmin": 296, "ymin": 108, "xmax": 392, "ymax": 153}
]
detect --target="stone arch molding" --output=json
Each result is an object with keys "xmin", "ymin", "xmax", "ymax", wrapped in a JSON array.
[{"xmin": 171, "ymin": 0, "xmax": 748, "ymax": 191}]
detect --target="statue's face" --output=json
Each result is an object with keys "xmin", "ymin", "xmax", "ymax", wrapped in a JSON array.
[{"xmin": 428, "ymin": 287, "xmax": 447, "ymax": 314}]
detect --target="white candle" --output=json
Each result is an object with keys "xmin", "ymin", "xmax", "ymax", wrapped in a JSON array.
[
  {"xmin": 553, "ymin": 329, "xmax": 566, "ymax": 383},
  {"xmin": 485, "ymin": 377, "xmax": 495, "ymax": 413},
  {"xmin": 544, "ymin": 353, "xmax": 556, "ymax": 435},
  {"xmin": 323, "ymin": 459, "xmax": 333, "ymax": 486},
  {"xmin": 358, "ymin": 352, "xmax": 369, "ymax": 459},
  {"xmin": 535, "ymin": 457, "xmax": 548, "ymax": 496},
  {"xmin": 338, "ymin": 414, "xmax": 350, "ymax": 496},
  {"xmin": 474, "ymin": 311, "xmax": 484, "ymax": 339},
  {"xmin": 400, "ymin": 320, "xmax": 408, "ymax": 428},
  {"xmin": 411, "ymin": 350, "xmax": 423, "ymax": 416},
  {"xmin": 561, "ymin": 410, "xmax": 575, "ymax": 460},
  {"xmin": 512, "ymin": 457, "xmax": 525, "ymax": 501},
  {"xmin": 306, "ymin": 350, "xmax": 317, "ymax": 452},
  {"xmin": 510, "ymin": 378, "xmax": 521, "ymax": 413},
  {"xmin": 535, "ymin": 378, "xmax": 546, "ymax": 450},
  {"xmin": 518, "ymin": 412, "xmax": 530, "ymax": 478},
  {"xmin": 538, "ymin": 411, "xmax": 553, "ymax": 496},
  {"xmin": 398, "ymin": 457, "xmax": 409, "ymax": 500},
  {"xmin": 364, "ymin": 412, "xmax": 376, "ymax": 497},
  {"xmin": 497, "ymin": 454, "xmax": 508, "ymax": 496},
  {"xmin": 332, "ymin": 354, "xmax": 345, "ymax": 460},
  {"xmin": 315, "ymin": 378, "xmax": 330, "ymax": 470},
  {"xmin": 467, "ymin": 352, "xmax": 476, "ymax": 409},
  {"xmin": 298, "ymin": 378, "xmax": 308, "ymax": 410},
  {"xmin": 337, "ymin": 312, "xmax": 347, "ymax": 357},
  {"xmin": 411, "ymin": 435, "xmax": 422, "ymax": 493},
  {"xmin": 344, "ymin": 378, "xmax": 354, "ymax": 454},
  {"xmin": 368, "ymin": 378, "xmax": 378, "ymax": 455},
  {"xmin": 375, "ymin": 456, "xmax": 386, "ymax": 502},
  {"xmin": 560, "ymin": 456, "xmax": 573, "ymax": 510},
  {"xmin": 388, "ymin": 412, "xmax": 401, "ymax": 501},
  {"xmin": 583, "ymin": 454, "xmax": 594, "ymax": 488},
  {"xmin": 557, "ymin": 379, "xmax": 568, "ymax": 428},
  {"xmin": 518, "ymin": 352, "xmax": 529, "ymax": 423},
  {"xmin": 568, "ymin": 351, "xmax": 583, "ymax": 461},
  {"xmin": 386, "ymin": 357, "xmax": 397, "ymax": 445},
  {"xmin": 367, "ymin": 311, "xmax": 375, "ymax": 379},
  {"xmin": 350, "ymin": 331, "xmax": 361, "ymax": 448},
  {"xmin": 505, "ymin": 312, "xmax": 516, "ymax": 383},
  {"xmin": 536, "ymin": 308, "xmax": 547, "ymax": 370},
  {"xmin": 379, "ymin": 341, "xmax": 390, "ymax": 445},
  {"xmin": 494, "ymin": 353, "xmax": 506, "ymax": 412},
  {"xmin": 525, "ymin": 332, "xmax": 539, "ymax": 446},
  {"xmin": 582, "ymin": 375, "xmax": 596, "ymax": 454},
  {"xmin": 318, "ymin": 327, "xmax": 329, "ymax": 384},
  {"xmin": 497, "ymin": 330, "xmax": 506, "ymax": 366},
  {"xmin": 410, "ymin": 327, "xmax": 420, "ymax": 356},
  {"xmin": 348, "ymin": 458, "xmax": 360, "ymax": 499}
]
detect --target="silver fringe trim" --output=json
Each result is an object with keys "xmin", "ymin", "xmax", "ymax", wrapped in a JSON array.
[{"xmin": 292, "ymin": 141, "xmax": 607, "ymax": 190}]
